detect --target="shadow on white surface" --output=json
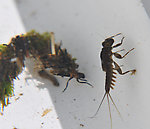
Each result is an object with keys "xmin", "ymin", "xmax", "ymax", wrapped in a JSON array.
[
  {"xmin": 4, "ymin": 0, "xmax": 150, "ymax": 129},
  {"xmin": 14, "ymin": 0, "xmax": 104, "ymax": 129},
  {"xmin": 142, "ymin": 0, "xmax": 150, "ymax": 18}
]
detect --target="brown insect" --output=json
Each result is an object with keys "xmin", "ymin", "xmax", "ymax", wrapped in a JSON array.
[
  {"xmin": 93, "ymin": 33, "xmax": 136, "ymax": 127},
  {"xmin": 0, "ymin": 30, "xmax": 93, "ymax": 112},
  {"xmin": 12, "ymin": 31, "xmax": 93, "ymax": 91}
]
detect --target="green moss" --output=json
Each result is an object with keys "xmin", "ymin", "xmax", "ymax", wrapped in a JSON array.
[
  {"xmin": 24, "ymin": 30, "xmax": 52, "ymax": 56},
  {"xmin": 0, "ymin": 30, "xmax": 82, "ymax": 112},
  {"xmin": 0, "ymin": 44, "xmax": 7, "ymax": 52},
  {"xmin": 0, "ymin": 79, "xmax": 13, "ymax": 109},
  {"xmin": 0, "ymin": 47, "xmax": 17, "ymax": 111},
  {"xmin": 0, "ymin": 44, "xmax": 15, "ymax": 59}
]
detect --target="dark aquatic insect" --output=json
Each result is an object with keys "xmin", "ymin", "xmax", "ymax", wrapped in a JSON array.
[
  {"xmin": 0, "ymin": 30, "xmax": 92, "ymax": 112},
  {"xmin": 40, "ymin": 43, "xmax": 93, "ymax": 92},
  {"xmin": 93, "ymin": 33, "xmax": 136, "ymax": 127}
]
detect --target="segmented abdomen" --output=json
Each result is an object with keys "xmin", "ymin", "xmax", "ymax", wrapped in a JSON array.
[{"xmin": 105, "ymin": 64, "xmax": 116, "ymax": 93}]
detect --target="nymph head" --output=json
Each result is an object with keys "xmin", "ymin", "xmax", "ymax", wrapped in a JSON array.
[
  {"xmin": 102, "ymin": 38, "xmax": 114, "ymax": 47},
  {"xmin": 62, "ymin": 72, "xmax": 93, "ymax": 92},
  {"xmin": 76, "ymin": 72, "xmax": 85, "ymax": 79}
]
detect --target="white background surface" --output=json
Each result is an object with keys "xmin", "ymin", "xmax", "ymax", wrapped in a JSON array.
[{"xmin": 0, "ymin": 0, "xmax": 150, "ymax": 129}]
